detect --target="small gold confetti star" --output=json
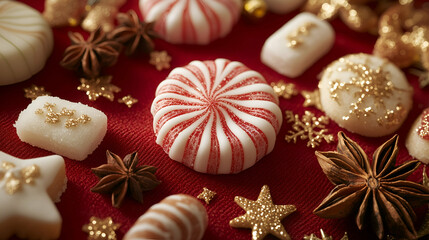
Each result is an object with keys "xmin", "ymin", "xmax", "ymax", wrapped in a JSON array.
[
  {"xmin": 77, "ymin": 76, "xmax": 121, "ymax": 101},
  {"xmin": 118, "ymin": 95, "xmax": 138, "ymax": 108},
  {"xmin": 149, "ymin": 51, "xmax": 171, "ymax": 71},
  {"xmin": 271, "ymin": 80, "xmax": 298, "ymax": 99},
  {"xmin": 24, "ymin": 85, "xmax": 51, "ymax": 100},
  {"xmin": 197, "ymin": 187, "xmax": 216, "ymax": 204},
  {"xmin": 82, "ymin": 216, "xmax": 120, "ymax": 240},
  {"xmin": 229, "ymin": 185, "xmax": 296, "ymax": 240},
  {"xmin": 301, "ymin": 89, "xmax": 323, "ymax": 111},
  {"xmin": 304, "ymin": 229, "xmax": 348, "ymax": 240}
]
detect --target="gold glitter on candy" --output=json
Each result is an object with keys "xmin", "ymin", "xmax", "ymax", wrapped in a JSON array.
[
  {"xmin": 304, "ymin": 229, "xmax": 348, "ymax": 240},
  {"xmin": 118, "ymin": 95, "xmax": 138, "ymax": 108},
  {"xmin": 229, "ymin": 185, "xmax": 296, "ymax": 240},
  {"xmin": 287, "ymin": 22, "xmax": 316, "ymax": 48},
  {"xmin": 0, "ymin": 161, "xmax": 40, "ymax": 195},
  {"xmin": 35, "ymin": 103, "xmax": 91, "ymax": 128},
  {"xmin": 284, "ymin": 110, "xmax": 334, "ymax": 148},
  {"xmin": 301, "ymin": 89, "xmax": 323, "ymax": 111},
  {"xmin": 149, "ymin": 51, "xmax": 172, "ymax": 71},
  {"xmin": 271, "ymin": 80, "xmax": 298, "ymax": 99},
  {"xmin": 377, "ymin": 104, "xmax": 406, "ymax": 128},
  {"xmin": 24, "ymin": 85, "xmax": 51, "ymax": 100},
  {"xmin": 418, "ymin": 109, "xmax": 429, "ymax": 140},
  {"xmin": 82, "ymin": 216, "xmax": 120, "ymax": 240},
  {"xmin": 197, "ymin": 187, "xmax": 216, "ymax": 204},
  {"xmin": 78, "ymin": 76, "xmax": 121, "ymax": 101}
]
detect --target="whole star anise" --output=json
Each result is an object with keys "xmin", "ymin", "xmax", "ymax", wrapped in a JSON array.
[
  {"xmin": 108, "ymin": 10, "xmax": 156, "ymax": 55},
  {"xmin": 91, "ymin": 150, "xmax": 160, "ymax": 208},
  {"xmin": 61, "ymin": 28, "xmax": 122, "ymax": 78},
  {"xmin": 314, "ymin": 132, "xmax": 429, "ymax": 239}
]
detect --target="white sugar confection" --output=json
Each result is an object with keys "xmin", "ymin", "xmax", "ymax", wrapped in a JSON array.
[
  {"xmin": 319, "ymin": 53, "xmax": 413, "ymax": 137},
  {"xmin": 406, "ymin": 109, "xmax": 429, "ymax": 164},
  {"xmin": 15, "ymin": 96, "xmax": 107, "ymax": 161},
  {"xmin": 139, "ymin": 0, "xmax": 241, "ymax": 45},
  {"xmin": 261, "ymin": 13, "xmax": 334, "ymax": 78},
  {"xmin": 265, "ymin": 0, "xmax": 305, "ymax": 14},
  {"xmin": 0, "ymin": 151, "xmax": 66, "ymax": 240},
  {"xmin": 0, "ymin": 1, "xmax": 53, "ymax": 86}
]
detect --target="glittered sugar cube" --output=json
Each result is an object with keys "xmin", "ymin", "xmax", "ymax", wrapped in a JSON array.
[
  {"xmin": 261, "ymin": 13, "xmax": 334, "ymax": 78},
  {"xmin": 15, "ymin": 96, "xmax": 107, "ymax": 161}
]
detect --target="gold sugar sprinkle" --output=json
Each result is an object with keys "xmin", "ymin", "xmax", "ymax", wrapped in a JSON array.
[
  {"xmin": 377, "ymin": 104, "xmax": 406, "ymax": 128},
  {"xmin": 271, "ymin": 80, "xmax": 298, "ymax": 99},
  {"xmin": 1, "ymin": 161, "xmax": 16, "ymax": 170},
  {"xmin": 35, "ymin": 102, "xmax": 91, "ymax": 128},
  {"xmin": 0, "ymin": 162, "xmax": 40, "ymax": 195},
  {"xmin": 417, "ymin": 109, "xmax": 429, "ymax": 140},
  {"xmin": 82, "ymin": 216, "xmax": 120, "ymax": 240},
  {"xmin": 197, "ymin": 187, "xmax": 216, "ymax": 204},
  {"xmin": 118, "ymin": 95, "xmax": 138, "ymax": 108},
  {"xmin": 24, "ymin": 85, "xmax": 51, "ymax": 100},
  {"xmin": 287, "ymin": 22, "xmax": 316, "ymax": 48}
]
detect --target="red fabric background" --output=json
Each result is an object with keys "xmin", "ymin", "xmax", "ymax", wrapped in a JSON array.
[{"xmin": 1, "ymin": 0, "xmax": 428, "ymax": 239}]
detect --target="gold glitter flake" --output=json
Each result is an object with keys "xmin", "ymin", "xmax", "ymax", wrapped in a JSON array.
[
  {"xmin": 1, "ymin": 161, "xmax": 16, "ymax": 170},
  {"xmin": 271, "ymin": 80, "xmax": 298, "ymax": 99},
  {"xmin": 149, "ymin": 51, "xmax": 172, "ymax": 71},
  {"xmin": 304, "ymin": 230, "xmax": 348, "ymax": 240},
  {"xmin": 301, "ymin": 89, "xmax": 323, "ymax": 111},
  {"xmin": 0, "ymin": 162, "xmax": 40, "ymax": 195},
  {"xmin": 287, "ymin": 22, "xmax": 316, "ymax": 48},
  {"xmin": 78, "ymin": 76, "xmax": 121, "ymax": 101},
  {"xmin": 284, "ymin": 110, "xmax": 334, "ymax": 148},
  {"xmin": 83, "ymin": 216, "xmax": 120, "ymax": 240},
  {"xmin": 24, "ymin": 85, "xmax": 51, "ymax": 100},
  {"xmin": 118, "ymin": 95, "xmax": 138, "ymax": 108},
  {"xmin": 229, "ymin": 185, "xmax": 296, "ymax": 240},
  {"xmin": 418, "ymin": 109, "xmax": 429, "ymax": 140},
  {"xmin": 35, "ymin": 103, "xmax": 91, "ymax": 128},
  {"xmin": 197, "ymin": 187, "xmax": 216, "ymax": 204}
]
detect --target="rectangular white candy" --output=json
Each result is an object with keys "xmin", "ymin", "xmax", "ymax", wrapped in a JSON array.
[
  {"xmin": 261, "ymin": 12, "xmax": 334, "ymax": 78},
  {"xmin": 15, "ymin": 96, "xmax": 107, "ymax": 161}
]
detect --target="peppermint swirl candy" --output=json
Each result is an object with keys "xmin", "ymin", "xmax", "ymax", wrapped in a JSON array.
[
  {"xmin": 139, "ymin": 0, "xmax": 241, "ymax": 45},
  {"xmin": 151, "ymin": 59, "xmax": 282, "ymax": 174},
  {"xmin": 0, "ymin": 1, "xmax": 53, "ymax": 86}
]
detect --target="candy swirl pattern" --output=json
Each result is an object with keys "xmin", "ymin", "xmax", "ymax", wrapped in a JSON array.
[
  {"xmin": 0, "ymin": 1, "xmax": 53, "ymax": 86},
  {"xmin": 139, "ymin": 0, "xmax": 242, "ymax": 44},
  {"xmin": 151, "ymin": 59, "xmax": 282, "ymax": 174},
  {"xmin": 123, "ymin": 194, "xmax": 208, "ymax": 240}
]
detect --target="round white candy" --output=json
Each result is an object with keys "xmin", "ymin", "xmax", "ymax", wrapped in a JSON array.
[
  {"xmin": 0, "ymin": 1, "xmax": 53, "ymax": 86},
  {"xmin": 139, "ymin": 0, "xmax": 241, "ymax": 45},
  {"xmin": 151, "ymin": 59, "xmax": 282, "ymax": 174},
  {"xmin": 406, "ymin": 109, "xmax": 429, "ymax": 164},
  {"xmin": 319, "ymin": 53, "xmax": 413, "ymax": 137}
]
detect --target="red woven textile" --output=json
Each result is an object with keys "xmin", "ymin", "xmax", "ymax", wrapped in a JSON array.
[{"xmin": 1, "ymin": 0, "xmax": 428, "ymax": 239}]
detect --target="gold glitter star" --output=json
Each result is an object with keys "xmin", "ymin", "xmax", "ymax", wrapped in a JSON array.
[
  {"xmin": 229, "ymin": 185, "xmax": 296, "ymax": 240},
  {"xmin": 24, "ymin": 85, "xmax": 51, "ymax": 100},
  {"xmin": 149, "ymin": 50, "xmax": 171, "ymax": 71},
  {"xmin": 418, "ymin": 166, "xmax": 429, "ymax": 238},
  {"xmin": 118, "ymin": 95, "xmax": 138, "ymax": 108},
  {"xmin": 77, "ymin": 76, "xmax": 121, "ymax": 101},
  {"xmin": 197, "ymin": 187, "xmax": 216, "ymax": 204},
  {"xmin": 82, "ymin": 216, "xmax": 120, "ymax": 240},
  {"xmin": 271, "ymin": 80, "xmax": 298, "ymax": 99},
  {"xmin": 284, "ymin": 110, "xmax": 334, "ymax": 148},
  {"xmin": 301, "ymin": 89, "xmax": 323, "ymax": 111},
  {"xmin": 304, "ymin": 229, "xmax": 348, "ymax": 240}
]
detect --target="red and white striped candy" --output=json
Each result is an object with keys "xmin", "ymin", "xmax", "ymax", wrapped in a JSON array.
[
  {"xmin": 139, "ymin": 0, "xmax": 241, "ymax": 45},
  {"xmin": 123, "ymin": 194, "xmax": 208, "ymax": 240},
  {"xmin": 151, "ymin": 59, "xmax": 282, "ymax": 174}
]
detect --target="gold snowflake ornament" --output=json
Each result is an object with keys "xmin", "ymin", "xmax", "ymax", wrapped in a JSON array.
[
  {"xmin": 118, "ymin": 95, "xmax": 138, "ymax": 108},
  {"xmin": 24, "ymin": 85, "xmax": 51, "ymax": 100},
  {"xmin": 229, "ymin": 185, "xmax": 296, "ymax": 240},
  {"xmin": 197, "ymin": 187, "xmax": 216, "ymax": 204},
  {"xmin": 78, "ymin": 76, "xmax": 121, "ymax": 101},
  {"xmin": 271, "ymin": 80, "xmax": 298, "ymax": 99},
  {"xmin": 82, "ymin": 216, "xmax": 120, "ymax": 240},
  {"xmin": 304, "ymin": 229, "xmax": 348, "ymax": 240},
  {"xmin": 149, "ymin": 50, "xmax": 171, "ymax": 71},
  {"xmin": 284, "ymin": 110, "xmax": 334, "ymax": 148},
  {"xmin": 301, "ymin": 89, "xmax": 323, "ymax": 111}
]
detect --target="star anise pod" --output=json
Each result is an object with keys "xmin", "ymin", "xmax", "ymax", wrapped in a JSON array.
[
  {"xmin": 61, "ymin": 28, "xmax": 122, "ymax": 78},
  {"xmin": 108, "ymin": 10, "xmax": 156, "ymax": 55},
  {"xmin": 91, "ymin": 150, "xmax": 160, "ymax": 208},
  {"xmin": 314, "ymin": 132, "xmax": 429, "ymax": 239}
]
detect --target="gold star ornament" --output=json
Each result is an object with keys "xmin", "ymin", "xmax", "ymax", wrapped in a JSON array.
[
  {"xmin": 118, "ymin": 95, "xmax": 138, "ymax": 108},
  {"xmin": 82, "ymin": 216, "xmax": 120, "ymax": 240},
  {"xmin": 301, "ymin": 89, "xmax": 323, "ymax": 111},
  {"xmin": 77, "ymin": 76, "xmax": 121, "ymax": 101},
  {"xmin": 271, "ymin": 80, "xmax": 298, "ymax": 99},
  {"xmin": 197, "ymin": 187, "xmax": 216, "ymax": 204},
  {"xmin": 24, "ymin": 85, "xmax": 51, "ymax": 100},
  {"xmin": 229, "ymin": 185, "xmax": 296, "ymax": 240},
  {"xmin": 149, "ymin": 51, "xmax": 171, "ymax": 71}
]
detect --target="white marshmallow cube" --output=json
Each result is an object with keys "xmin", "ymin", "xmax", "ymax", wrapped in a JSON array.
[
  {"xmin": 261, "ymin": 13, "xmax": 334, "ymax": 78},
  {"xmin": 265, "ymin": 0, "xmax": 305, "ymax": 14},
  {"xmin": 15, "ymin": 96, "xmax": 107, "ymax": 161}
]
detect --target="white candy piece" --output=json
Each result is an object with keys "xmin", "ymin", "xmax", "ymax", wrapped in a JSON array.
[
  {"xmin": 0, "ymin": 1, "xmax": 53, "ymax": 86},
  {"xmin": 265, "ymin": 0, "xmax": 305, "ymax": 14},
  {"xmin": 319, "ymin": 53, "xmax": 413, "ymax": 137},
  {"xmin": 0, "ymin": 151, "xmax": 67, "ymax": 240},
  {"xmin": 406, "ymin": 110, "xmax": 429, "ymax": 164},
  {"xmin": 261, "ymin": 13, "xmax": 334, "ymax": 78},
  {"xmin": 15, "ymin": 96, "xmax": 107, "ymax": 161},
  {"xmin": 123, "ymin": 194, "xmax": 208, "ymax": 240},
  {"xmin": 139, "ymin": 0, "xmax": 241, "ymax": 45},
  {"xmin": 151, "ymin": 59, "xmax": 282, "ymax": 174}
]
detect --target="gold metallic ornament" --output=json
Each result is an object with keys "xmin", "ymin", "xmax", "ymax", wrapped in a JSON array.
[
  {"xmin": 243, "ymin": 0, "xmax": 267, "ymax": 21},
  {"xmin": 271, "ymin": 80, "xmax": 298, "ymax": 99},
  {"xmin": 24, "ymin": 85, "xmax": 51, "ymax": 100},
  {"xmin": 118, "ymin": 95, "xmax": 138, "ymax": 108},
  {"xmin": 82, "ymin": 216, "xmax": 120, "ymax": 240},
  {"xmin": 197, "ymin": 187, "xmax": 216, "ymax": 204},
  {"xmin": 77, "ymin": 76, "xmax": 121, "ymax": 101},
  {"xmin": 149, "ymin": 51, "xmax": 172, "ymax": 71},
  {"xmin": 230, "ymin": 185, "xmax": 296, "ymax": 240}
]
